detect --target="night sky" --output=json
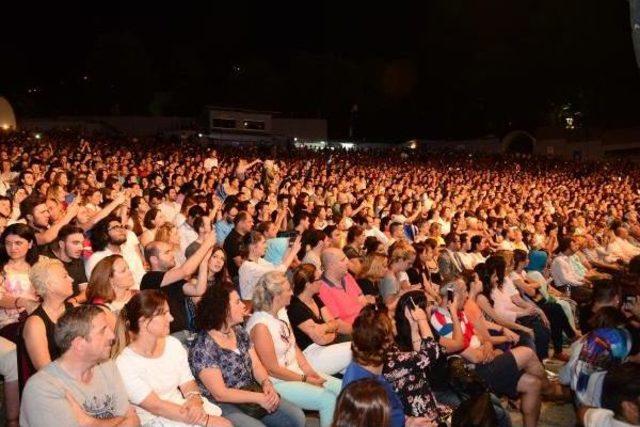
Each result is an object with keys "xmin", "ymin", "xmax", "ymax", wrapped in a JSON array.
[{"xmin": 1, "ymin": 1, "xmax": 638, "ymax": 141}]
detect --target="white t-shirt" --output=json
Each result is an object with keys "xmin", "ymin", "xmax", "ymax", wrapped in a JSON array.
[
  {"xmin": 246, "ymin": 310, "xmax": 301, "ymax": 375},
  {"xmin": 85, "ymin": 230, "xmax": 146, "ymax": 289},
  {"xmin": 116, "ymin": 336, "xmax": 221, "ymax": 426},
  {"xmin": 238, "ymin": 259, "xmax": 287, "ymax": 300},
  {"xmin": 584, "ymin": 408, "xmax": 634, "ymax": 427},
  {"xmin": 490, "ymin": 286, "xmax": 519, "ymax": 323}
]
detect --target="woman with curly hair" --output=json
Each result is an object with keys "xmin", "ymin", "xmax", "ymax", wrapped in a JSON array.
[
  {"xmin": 341, "ymin": 303, "xmax": 435, "ymax": 427},
  {"xmin": 189, "ymin": 284, "xmax": 305, "ymax": 427}
]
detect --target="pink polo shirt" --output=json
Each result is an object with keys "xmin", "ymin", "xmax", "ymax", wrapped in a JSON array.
[{"xmin": 318, "ymin": 273, "xmax": 364, "ymax": 325}]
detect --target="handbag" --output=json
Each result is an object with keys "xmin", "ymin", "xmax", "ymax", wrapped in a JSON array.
[
  {"xmin": 234, "ymin": 381, "xmax": 269, "ymax": 419},
  {"xmin": 446, "ymin": 357, "xmax": 499, "ymax": 426}
]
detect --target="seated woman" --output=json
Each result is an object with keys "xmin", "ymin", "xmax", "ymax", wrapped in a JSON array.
[
  {"xmin": 207, "ymin": 246, "xmax": 232, "ymax": 288},
  {"xmin": 525, "ymin": 248, "xmax": 578, "ymax": 330},
  {"xmin": 463, "ymin": 269, "xmax": 523, "ymax": 352},
  {"xmin": 379, "ymin": 244, "xmax": 419, "ymax": 308},
  {"xmin": 189, "ymin": 284, "xmax": 305, "ymax": 427},
  {"xmin": 287, "ymin": 264, "xmax": 351, "ymax": 375},
  {"xmin": 510, "ymin": 249, "xmax": 578, "ymax": 361},
  {"xmin": 247, "ymin": 271, "xmax": 341, "ymax": 427},
  {"xmin": 19, "ymin": 258, "xmax": 75, "ymax": 389},
  {"xmin": 332, "ymin": 378, "xmax": 391, "ymax": 427},
  {"xmin": 482, "ymin": 255, "xmax": 551, "ymax": 361},
  {"xmin": 86, "ymin": 254, "xmax": 137, "ymax": 329},
  {"xmin": 341, "ymin": 303, "xmax": 434, "ymax": 427},
  {"xmin": 113, "ymin": 290, "xmax": 230, "ymax": 427},
  {"xmin": 409, "ymin": 238, "xmax": 443, "ymax": 286},
  {"xmin": 430, "ymin": 281, "xmax": 550, "ymax": 427},
  {"xmin": 357, "ymin": 253, "xmax": 387, "ymax": 297},
  {"xmin": 238, "ymin": 232, "xmax": 300, "ymax": 303},
  {"xmin": 386, "ymin": 291, "xmax": 453, "ymax": 425},
  {"xmin": 0, "ymin": 224, "xmax": 41, "ymax": 342}
]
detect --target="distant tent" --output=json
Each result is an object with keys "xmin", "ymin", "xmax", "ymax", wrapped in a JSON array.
[{"xmin": 0, "ymin": 97, "xmax": 17, "ymax": 130}]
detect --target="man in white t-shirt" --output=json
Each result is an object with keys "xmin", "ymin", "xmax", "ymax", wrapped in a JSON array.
[{"xmin": 86, "ymin": 215, "xmax": 147, "ymax": 288}]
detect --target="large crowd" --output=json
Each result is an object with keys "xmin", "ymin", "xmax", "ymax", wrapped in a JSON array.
[{"xmin": 0, "ymin": 130, "xmax": 638, "ymax": 427}]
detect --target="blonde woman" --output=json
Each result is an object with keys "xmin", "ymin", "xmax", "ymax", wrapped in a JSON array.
[
  {"xmin": 356, "ymin": 253, "xmax": 388, "ymax": 297},
  {"xmin": 156, "ymin": 222, "xmax": 186, "ymax": 265},
  {"xmin": 247, "ymin": 271, "xmax": 341, "ymax": 427}
]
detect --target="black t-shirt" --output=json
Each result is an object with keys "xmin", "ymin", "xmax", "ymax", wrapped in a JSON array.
[
  {"xmin": 356, "ymin": 278, "xmax": 379, "ymax": 297},
  {"xmin": 287, "ymin": 295, "xmax": 328, "ymax": 351},
  {"xmin": 41, "ymin": 247, "xmax": 88, "ymax": 297},
  {"xmin": 140, "ymin": 271, "xmax": 187, "ymax": 333},
  {"xmin": 223, "ymin": 229, "xmax": 244, "ymax": 278}
]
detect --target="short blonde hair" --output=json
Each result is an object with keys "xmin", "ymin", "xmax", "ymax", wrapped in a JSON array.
[
  {"xmin": 29, "ymin": 257, "xmax": 65, "ymax": 298},
  {"xmin": 252, "ymin": 271, "xmax": 289, "ymax": 312}
]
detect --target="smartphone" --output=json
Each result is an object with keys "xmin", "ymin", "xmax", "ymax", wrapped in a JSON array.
[
  {"xmin": 409, "ymin": 296, "xmax": 417, "ymax": 308},
  {"xmin": 624, "ymin": 295, "xmax": 637, "ymax": 306},
  {"xmin": 447, "ymin": 288, "xmax": 454, "ymax": 302}
]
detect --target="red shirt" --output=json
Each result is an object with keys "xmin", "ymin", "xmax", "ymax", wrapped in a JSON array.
[{"xmin": 318, "ymin": 273, "xmax": 364, "ymax": 325}]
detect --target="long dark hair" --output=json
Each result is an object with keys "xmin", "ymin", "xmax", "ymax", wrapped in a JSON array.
[
  {"xmin": 332, "ymin": 378, "xmax": 391, "ymax": 427},
  {"xmin": 0, "ymin": 223, "xmax": 40, "ymax": 266},
  {"xmin": 484, "ymin": 255, "xmax": 506, "ymax": 290},
  {"xmin": 475, "ymin": 262, "xmax": 495, "ymax": 306},
  {"xmin": 208, "ymin": 245, "xmax": 232, "ymax": 287},
  {"xmin": 394, "ymin": 290, "xmax": 431, "ymax": 351}
]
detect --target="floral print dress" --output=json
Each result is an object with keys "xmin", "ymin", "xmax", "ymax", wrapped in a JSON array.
[{"xmin": 383, "ymin": 337, "xmax": 452, "ymax": 424}]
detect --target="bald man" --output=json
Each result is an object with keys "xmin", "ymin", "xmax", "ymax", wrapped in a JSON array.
[{"xmin": 318, "ymin": 248, "xmax": 372, "ymax": 334}]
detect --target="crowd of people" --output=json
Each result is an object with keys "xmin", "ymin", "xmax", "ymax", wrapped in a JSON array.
[{"xmin": 0, "ymin": 129, "xmax": 638, "ymax": 426}]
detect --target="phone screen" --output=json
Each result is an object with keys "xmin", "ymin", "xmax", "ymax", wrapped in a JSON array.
[{"xmin": 447, "ymin": 289, "xmax": 454, "ymax": 301}]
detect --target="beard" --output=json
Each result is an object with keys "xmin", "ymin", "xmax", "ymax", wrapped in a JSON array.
[{"xmin": 109, "ymin": 235, "xmax": 127, "ymax": 246}]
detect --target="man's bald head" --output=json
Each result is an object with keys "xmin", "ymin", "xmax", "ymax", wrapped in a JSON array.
[{"xmin": 321, "ymin": 247, "xmax": 349, "ymax": 279}]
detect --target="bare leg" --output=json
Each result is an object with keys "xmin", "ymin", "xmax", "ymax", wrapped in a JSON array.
[
  {"xmin": 516, "ymin": 373, "xmax": 542, "ymax": 427},
  {"xmin": 4, "ymin": 380, "xmax": 19, "ymax": 427}
]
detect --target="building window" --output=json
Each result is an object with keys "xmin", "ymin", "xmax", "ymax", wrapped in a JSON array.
[
  {"xmin": 212, "ymin": 118, "xmax": 236, "ymax": 128},
  {"xmin": 243, "ymin": 120, "xmax": 265, "ymax": 130}
]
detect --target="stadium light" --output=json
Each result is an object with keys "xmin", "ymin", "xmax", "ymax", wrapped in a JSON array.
[
  {"xmin": 35, "ymin": 133, "xmax": 41, "ymax": 139},
  {"xmin": 1, "ymin": 124, "xmax": 9, "ymax": 130}
]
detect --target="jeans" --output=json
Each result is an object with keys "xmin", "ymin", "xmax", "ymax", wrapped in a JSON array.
[
  {"xmin": 518, "ymin": 315, "xmax": 550, "ymax": 360},
  {"xmin": 272, "ymin": 374, "xmax": 341, "ymax": 427},
  {"xmin": 536, "ymin": 300, "xmax": 576, "ymax": 353},
  {"xmin": 218, "ymin": 399, "xmax": 306, "ymax": 427},
  {"xmin": 303, "ymin": 341, "xmax": 352, "ymax": 375}
]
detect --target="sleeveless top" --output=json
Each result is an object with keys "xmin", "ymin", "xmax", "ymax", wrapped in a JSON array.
[{"xmin": 17, "ymin": 303, "xmax": 73, "ymax": 390}]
